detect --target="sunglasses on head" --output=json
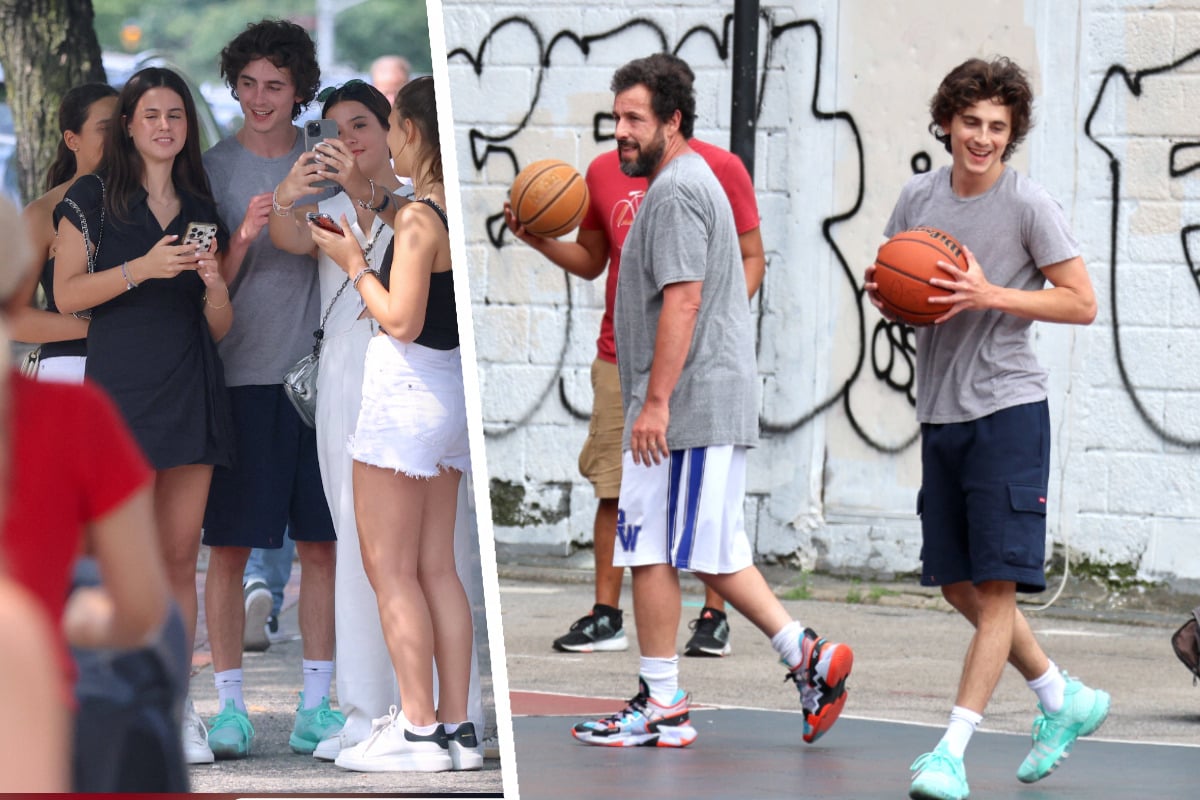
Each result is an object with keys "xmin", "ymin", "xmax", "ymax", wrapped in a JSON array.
[{"xmin": 317, "ymin": 79, "xmax": 367, "ymax": 104}]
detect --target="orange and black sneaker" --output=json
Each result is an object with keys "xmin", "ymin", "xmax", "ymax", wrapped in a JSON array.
[{"xmin": 785, "ymin": 628, "xmax": 853, "ymax": 743}]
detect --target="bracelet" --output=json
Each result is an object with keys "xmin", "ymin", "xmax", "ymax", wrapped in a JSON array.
[
  {"xmin": 203, "ymin": 289, "xmax": 230, "ymax": 310},
  {"xmin": 356, "ymin": 179, "xmax": 390, "ymax": 213},
  {"xmin": 272, "ymin": 187, "xmax": 295, "ymax": 217},
  {"xmin": 352, "ymin": 266, "xmax": 379, "ymax": 289},
  {"xmin": 120, "ymin": 261, "xmax": 139, "ymax": 291}
]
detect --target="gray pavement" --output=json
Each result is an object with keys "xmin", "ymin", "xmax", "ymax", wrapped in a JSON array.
[
  {"xmin": 498, "ymin": 560, "xmax": 1200, "ymax": 798},
  {"xmin": 185, "ymin": 549, "xmax": 504, "ymax": 795}
]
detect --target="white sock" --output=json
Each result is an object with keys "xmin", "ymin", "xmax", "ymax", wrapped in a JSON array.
[
  {"xmin": 214, "ymin": 668, "xmax": 245, "ymax": 713},
  {"xmin": 939, "ymin": 705, "xmax": 982, "ymax": 759},
  {"xmin": 398, "ymin": 709, "xmax": 439, "ymax": 736},
  {"xmin": 302, "ymin": 659, "xmax": 334, "ymax": 708},
  {"xmin": 771, "ymin": 620, "xmax": 805, "ymax": 670},
  {"xmin": 639, "ymin": 655, "xmax": 680, "ymax": 704},
  {"xmin": 1027, "ymin": 661, "xmax": 1066, "ymax": 714},
  {"xmin": 443, "ymin": 722, "xmax": 460, "ymax": 735}
]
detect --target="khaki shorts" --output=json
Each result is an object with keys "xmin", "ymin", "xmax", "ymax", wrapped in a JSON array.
[{"xmin": 578, "ymin": 358, "xmax": 624, "ymax": 499}]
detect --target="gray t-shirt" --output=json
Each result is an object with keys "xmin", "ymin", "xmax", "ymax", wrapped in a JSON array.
[
  {"xmin": 203, "ymin": 129, "xmax": 323, "ymax": 387},
  {"xmin": 884, "ymin": 166, "xmax": 1080, "ymax": 423},
  {"xmin": 614, "ymin": 152, "xmax": 758, "ymax": 450}
]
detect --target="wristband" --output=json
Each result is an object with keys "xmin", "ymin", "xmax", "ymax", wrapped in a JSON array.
[
  {"xmin": 272, "ymin": 187, "xmax": 295, "ymax": 217},
  {"xmin": 352, "ymin": 266, "xmax": 379, "ymax": 289},
  {"xmin": 120, "ymin": 261, "xmax": 139, "ymax": 291}
]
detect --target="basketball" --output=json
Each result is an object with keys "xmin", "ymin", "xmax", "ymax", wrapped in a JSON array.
[
  {"xmin": 872, "ymin": 227, "xmax": 968, "ymax": 326},
  {"xmin": 510, "ymin": 159, "xmax": 590, "ymax": 238}
]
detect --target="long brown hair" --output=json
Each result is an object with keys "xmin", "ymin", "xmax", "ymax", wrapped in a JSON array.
[
  {"xmin": 102, "ymin": 67, "xmax": 215, "ymax": 222},
  {"xmin": 395, "ymin": 76, "xmax": 442, "ymax": 186},
  {"xmin": 44, "ymin": 83, "xmax": 118, "ymax": 192}
]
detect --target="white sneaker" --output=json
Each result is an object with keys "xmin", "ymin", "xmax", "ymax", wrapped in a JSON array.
[
  {"xmin": 447, "ymin": 722, "xmax": 483, "ymax": 771},
  {"xmin": 334, "ymin": 706, "xmax": 452, "ymax": 773},
  {"xmin": 182, "ymin": 698, "xmax": 215, "ymax": 764},
  {"xmin": 314, "ymin": 730, "xmax": 350, "ymax": 761}
]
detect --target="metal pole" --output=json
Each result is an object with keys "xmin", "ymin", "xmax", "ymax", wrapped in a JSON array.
[{"xmin": 730, "ymin": 0, "xmax": 760, "ymax": 179}]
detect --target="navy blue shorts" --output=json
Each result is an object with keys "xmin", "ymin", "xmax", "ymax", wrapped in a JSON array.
[
  {"xmin": 917, "ymin": 400, "xmax": 1050, "ymax": 593},
  {"xmin": 203, "ymin": 385, "xmax": 335, "ymax": 548}
]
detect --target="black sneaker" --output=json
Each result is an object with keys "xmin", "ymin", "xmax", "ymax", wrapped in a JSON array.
[
  {"xmin": 552, "ymin": 603, "xmax": 628, "ymax": 652},
  {"xmin": 684, "ymin": 607, "xmax": 731, "ymax": 657}
]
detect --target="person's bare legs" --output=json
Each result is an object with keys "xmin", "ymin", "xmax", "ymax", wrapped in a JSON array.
[
  {"xmin": 593, "ymin": 497, "xmax": 623, "ymax": 607},
  {"xmin": 294, "ymin": 540, "xmax": 335, "ymax": 662},
  {"xmin": 153, "ymin": 464, "xmax": 212, "ymax": 652},
  {"xmin": 355, "ymin": 462, "xmax": 471, "ymax": 727},
  {"xmin": 206, "ymin": 545, "xmax": 251, "ymax": 673},
  {"xmin": 940, "ymin": 580, "xmax": 1050, "ymax": 684},
  {"xmin": 630, "ymin": 563, "xmax": 681, "ymax": 657},
  {"xmin": 696, "ymin": 566, "xmax": 789, "ymax": 637}
]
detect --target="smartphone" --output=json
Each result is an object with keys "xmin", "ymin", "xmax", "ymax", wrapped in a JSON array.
[
  {"xmin": 305, "ymin": 211, "xmax": 344, "ymax": 236},
  {"xmin": 304, "ymin": 118, "xmax": 340, "ymax": 189},
  {"xmin": 182, "ymin": 222, "xmax": 218, "ymax": 254}
]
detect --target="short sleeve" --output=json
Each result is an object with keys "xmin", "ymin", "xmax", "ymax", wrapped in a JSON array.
[
  {"xmin": 647, "ymin": 192, "xmax": 708, "ymax": 290},
  {"xmin": 1022, "ymin": 189, "xmax": 1080, "ymax": 269},
  {"xmin": 711, "ymin": 155, "xmax": 760, "ymax": 234},
  {"xmin": 580, "ymin": 159, "xmax": 605, "ymax": 232},
  {"xmin": 884, "ymin": 180, "xmax": 915, "ymax": 239},
  {"xmin": 55, "ymin": 173, "xmax": 105, "ymax": 238}
]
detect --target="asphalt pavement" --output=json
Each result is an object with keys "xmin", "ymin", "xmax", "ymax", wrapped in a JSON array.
[{"xmin": 497, "ymin": 558, "xmax": 1200, "ymax": 799}]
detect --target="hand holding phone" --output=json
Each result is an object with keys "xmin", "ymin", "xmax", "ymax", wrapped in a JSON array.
[
  {"xmin": 304, "ymin": 119, "xmax": 340, "ymax": 189},
  {"xmin": 306, "ymin": 211, "xmax": 345, "ymax": 236},
  {"xmin": 182, "ymin": 222, "xmax": 218, "ymax": 254}
]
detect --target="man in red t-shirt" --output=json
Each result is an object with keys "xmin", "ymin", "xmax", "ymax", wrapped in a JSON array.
[{"xmin": 505, "ymin": 137, "xmax": 764, "ymax": 657}]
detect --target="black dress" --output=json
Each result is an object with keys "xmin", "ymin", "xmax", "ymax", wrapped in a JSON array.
[{"xmin": 57, "ymin": 174, "xmax": 235, "ymax": 470}]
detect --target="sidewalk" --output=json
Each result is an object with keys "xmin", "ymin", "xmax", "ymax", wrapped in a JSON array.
[{"xmin": 186, "ymin": 548, "xmax": 503, "ymax": 795}]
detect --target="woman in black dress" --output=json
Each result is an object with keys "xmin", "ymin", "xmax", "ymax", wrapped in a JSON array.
[{"xmin": 53, "ymin": 67, "xmax": 234, "ymax": 658}]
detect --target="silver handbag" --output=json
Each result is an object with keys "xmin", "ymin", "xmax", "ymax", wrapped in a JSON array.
[{"xmin": 282, "ymin": 221, "xmax": 384, "ymax": 427}]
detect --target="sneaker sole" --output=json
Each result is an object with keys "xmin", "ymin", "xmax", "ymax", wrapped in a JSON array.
[
  {"xmin": 684, "ymin": 642, "xmax": 732, "ymax": 657},
  {"xmin": 209, "ymin": 743, "xmax": 252, "ymax": 760},
  {"xmin": 183, "ymin": 746, "xmax": 215, "ymax": 765},
  {"xmin": 289, "ymin": 733, "xmax": 319, "ymax": 755},
  {"xmin": 571, "ymin": 723, "xmax": 697, "ymax": 748},
  {"xmin": 449, "ymin": 742, "xmax": 484, "ymax": 770},
  {"xmin": 1017, "ymin": 689, "xmax": 1110, "ymax": 784},
  {"xmin": 243, "ymin": 590, "xmax": 272, "ymax": 652},
  {"xmin": 804, "ymin": 643, "xmax": 854, "ymax": 744},
  {"xmin": 335, "ymin": 751, "xmax": 453, "ymax": 772},
  {"xmin": 554, "ymin": 635, "xmax": 629, "ymax": 653},
  {"xmin": 909, "ymin": 781, "xmax": 967, "ymax": 800}
]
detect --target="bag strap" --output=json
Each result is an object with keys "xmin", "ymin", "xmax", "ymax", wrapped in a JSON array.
[
  {"xmin": 311, "ymin": 220, "xmax": 387, "ymax": 355},
  {"xmin": 62, "ymin": 175, "xmax": 106, "ymax": 274}
]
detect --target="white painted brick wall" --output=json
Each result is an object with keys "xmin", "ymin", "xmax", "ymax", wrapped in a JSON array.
[{"xmin": 444, "ymin": 0, "xmax": 1200, "ymax": 588}]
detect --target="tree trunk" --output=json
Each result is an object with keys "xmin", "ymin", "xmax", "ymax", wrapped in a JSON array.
[{"xmin": 0, "ymin": 0, "xmax": 104, "ymax": 204}]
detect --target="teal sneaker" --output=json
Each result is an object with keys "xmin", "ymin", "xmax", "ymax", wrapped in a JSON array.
[
  {"xmin": 1017, "ymin": 674, "xmax": 1110, "ymax": 783},
  {"xmin": 909, "ymin": 742, "xmax": 969, "ymax": 800},
  {"xmin": 289, "ymin": 692, "xmax": 347, "ymax": 754},
  {"xmin": 207, "ymin": 699, "xmax": 255, "ymax": 759}
]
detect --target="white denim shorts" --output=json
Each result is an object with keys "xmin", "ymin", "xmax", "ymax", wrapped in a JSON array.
[
  {"xmin": 612, "ymin": 445, "xmax": 753, "ymax": 574},
  {"xmin": 347, "ymin": 335, "xmax": 470, "ymax": 477}
]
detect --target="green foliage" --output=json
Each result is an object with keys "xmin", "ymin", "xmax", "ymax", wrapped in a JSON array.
[
  {"xmin": 91, "ymin": 0, "xmax": 430, "ymax": 88},
  {"xmin": 781, "ymin": 572, "xmax": 812, "ymax": 601}
]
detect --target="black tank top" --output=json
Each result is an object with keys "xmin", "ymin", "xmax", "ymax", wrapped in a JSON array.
[
  {"xmin": 38, "ymin": 251, "xmax": 87, "ymax": 359},
  {"xmin": 379, "ymin": 198, "xmax": 458, "ymax": 351}
]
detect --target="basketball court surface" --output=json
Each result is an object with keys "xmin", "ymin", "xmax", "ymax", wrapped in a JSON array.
[{"xmin": 500, "ymin": 574, "xmax": 1200, "ymax": 799}]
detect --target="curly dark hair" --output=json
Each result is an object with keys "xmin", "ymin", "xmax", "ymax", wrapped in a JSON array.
[
  {"xmin": 610, "ymin": 53, "xmax": 696, "ymax": 138},
  {"xmin": 219, "ymin": 19, "xmax": 320, "ymax": 121},
  {"xmin": 929, "ymin": 56, "xmax": 1033, "ymax": 162}
]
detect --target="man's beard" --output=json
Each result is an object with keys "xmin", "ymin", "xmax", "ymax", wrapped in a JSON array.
[{"xmin": 618, "ymin": 129, "xmax": 666, "ymax": 178}]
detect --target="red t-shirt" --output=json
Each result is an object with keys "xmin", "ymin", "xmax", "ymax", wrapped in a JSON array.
[
  {"xmin": 2, "ymin": 372, "xmax": 152, "ymax": 683},
  {"xmin": 580, "ymin": 139, "xmax": 760, "ymax": 363}
]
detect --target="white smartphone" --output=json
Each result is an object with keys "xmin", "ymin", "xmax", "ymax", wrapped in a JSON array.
[
  {"xmin": 304, "ymin": 118, "xmax": 340, "ymax": 189},
  {"xmin": 182, "ymin": 222, "xmax": 218, "ymax": 254}
]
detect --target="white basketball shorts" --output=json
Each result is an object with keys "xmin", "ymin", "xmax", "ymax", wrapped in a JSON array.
[{"xmin": 612, "ymin": 445, "xmax": 753, "ymax": 575}]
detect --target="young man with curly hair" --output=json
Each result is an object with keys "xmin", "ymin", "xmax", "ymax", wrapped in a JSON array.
[
  {"xmin": 866, "ymin": 57, "xmax": 1107, "ymax": 800},
  {"xmin": 193, "ymin": 19, "xmax": 343, "ymax": 761}
]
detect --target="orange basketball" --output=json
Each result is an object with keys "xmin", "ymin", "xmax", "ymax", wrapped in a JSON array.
[
  {"xmin": 510, "ymin": 159, "xmax": 589, "ymax": 238},
  {"xmin": 872, "ymin": 227, "xmax": 968, "ymax": 326}
]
